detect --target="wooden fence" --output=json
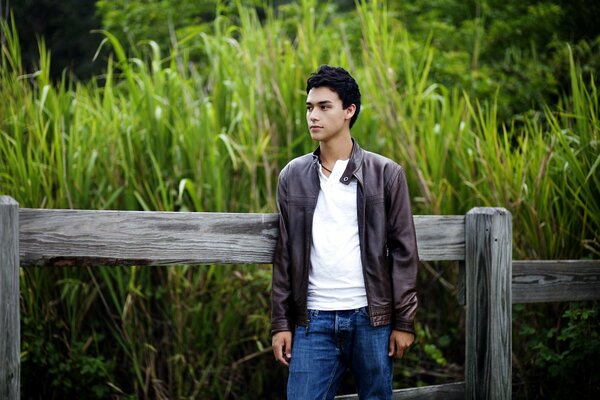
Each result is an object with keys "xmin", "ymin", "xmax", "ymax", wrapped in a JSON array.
[{"xmin": 1, "ymin": 196, "xmax": 599, "ymax": 399}]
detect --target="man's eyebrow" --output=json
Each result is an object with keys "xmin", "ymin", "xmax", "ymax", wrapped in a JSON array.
[{"xmin": 306, "ymin": 100, "xmax": 334, "ymax": 105}]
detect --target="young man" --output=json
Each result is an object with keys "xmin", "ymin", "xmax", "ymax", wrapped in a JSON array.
[{"xmin": 271, "ymin": 65, "xmax": 418, "ymax": 399}]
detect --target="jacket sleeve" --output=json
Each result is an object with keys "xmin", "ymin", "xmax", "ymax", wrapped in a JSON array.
[
  {"xmin": 386, "ymin": 165, "xmax": 419, "ymax": 334},
  {"xmin": 271, "ymin": 166, "xmax": 294, "ymax": 335}
]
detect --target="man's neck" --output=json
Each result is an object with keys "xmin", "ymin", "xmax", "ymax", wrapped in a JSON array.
[{"xmin": 319, "ymin": 134, "xmax": 353, "ymax": 163}]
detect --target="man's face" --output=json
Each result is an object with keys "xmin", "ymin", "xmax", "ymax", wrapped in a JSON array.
[{"xmin": 306, "ymin": 87, "xmax": 355, "ymax": 143}]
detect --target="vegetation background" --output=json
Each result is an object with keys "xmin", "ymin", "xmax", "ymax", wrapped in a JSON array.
[{"xmin": 1, "ymin": 0, "xmax": 599, "ymax": 398}]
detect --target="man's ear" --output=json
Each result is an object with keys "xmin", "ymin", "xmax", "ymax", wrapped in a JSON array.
[{"xmin": 345, "ymin": 104, "xmax": 356, "ymax": 120}]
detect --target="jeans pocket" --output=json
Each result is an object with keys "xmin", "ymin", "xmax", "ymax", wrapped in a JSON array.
[
  {"xmin": 307, "ymin": 309, "xmax": 320, "ymax": 321},
  {"xmin": 357, "ymin": 306, "xmax": 370, "ymax": 317},
  {"xmin": 305, "ymin": 309, "xmax": 320, "ymax": 335}
]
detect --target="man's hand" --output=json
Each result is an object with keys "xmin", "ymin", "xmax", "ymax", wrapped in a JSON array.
[
  {"xmin": 272, "ymin": 331, "xmax": 293, "ymax": 367},
  {"xmin": 388, "ymin": 330, "xmax": 414, "ymax": 359}
]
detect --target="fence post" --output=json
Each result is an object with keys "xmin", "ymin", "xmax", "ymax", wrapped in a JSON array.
[
  {"xmin": 0, "ymin": 196, "xmax": 20, "ymax": 400},
  {"xmin": 465, "ymin": 207, "xmax": 512, "ymax": 399}
]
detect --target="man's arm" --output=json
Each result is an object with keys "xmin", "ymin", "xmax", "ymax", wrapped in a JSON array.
[
  {"xmin": 271, "ymin": 166, "xmax": 294, "ymax": 364},
  {"xmin": 386, "ymin": 165, "xmax": 419, "ymax": 334}
]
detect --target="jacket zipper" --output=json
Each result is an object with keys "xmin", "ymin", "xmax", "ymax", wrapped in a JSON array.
[
  {"xmin": 356, "ymin": 176, "xmax": 373, "ymax": 324},
  {"xmin": 304, "ymin": 165, "xmax": 320, "ymax": 333}
]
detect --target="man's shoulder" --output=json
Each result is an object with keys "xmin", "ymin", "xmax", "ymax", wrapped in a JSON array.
[
  {"xmin": 279, "ymin": 153, "xmax": 314, "ymax": 179},
  {"xmin": 287, "ymin": 152, "xmax": 314, "ymax": 167},
  {"xmin": 362, "ymin": 149, "xmax": 404, "ymax": 172}
]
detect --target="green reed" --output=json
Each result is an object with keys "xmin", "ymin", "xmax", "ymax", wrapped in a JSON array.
[{"xmin": 1, "ymin": 1, "xmax": 598, "ymax": 398}]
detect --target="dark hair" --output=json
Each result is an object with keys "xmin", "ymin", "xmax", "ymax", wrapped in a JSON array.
[{"xmin": 306, "ymin": 65, "xmax": 361, "ymax": 128}]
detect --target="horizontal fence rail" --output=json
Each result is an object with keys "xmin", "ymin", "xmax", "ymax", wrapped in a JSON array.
[
  {"xmin": 18, "ymin": 209, "xmax": 466, "ymax": 266},
  {"xmin": 336, "ymin": 382, "xmax": 465, "ymax": 400},
  {"xmin": 512, "ymin": 260, "xmax": 600, "ymax": 303},
  {"xmin": 19, "ymin": 209, "xmax": 280, "ymax": 266}
]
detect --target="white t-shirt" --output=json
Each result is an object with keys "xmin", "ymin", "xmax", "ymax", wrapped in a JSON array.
[{"xmin": 307, "ymin": 159, "xmax": 368, "ymax": 310}]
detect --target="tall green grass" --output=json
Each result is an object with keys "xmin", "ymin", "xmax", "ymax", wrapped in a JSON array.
[{"xmin": 1, "ymin": 1, "xmax": 598, "ymax": 398}]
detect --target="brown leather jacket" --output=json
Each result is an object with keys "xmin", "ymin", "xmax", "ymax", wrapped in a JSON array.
[{"xmin": 271, "ymin": 140, "xmax": 418, "ymax": 335}]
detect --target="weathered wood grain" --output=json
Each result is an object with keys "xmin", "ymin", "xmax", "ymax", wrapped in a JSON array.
[
  {"xmin": 335, "ymin": 382, "xmax": 465, "ymax": 400},
  {"xmin": 19, "ymin": 209, "xmax": 280, "ymax": 266},
  {"xmin": 0, "ymin": 197, "xmax": 20, "ymax": 400},
  {"xmin": 457, "ymin": 261, "xmax": 466, "ymax": 306},
  {"xmin": 414, "ymin": 215, "xmax": 465, "ymax": 261},
  {"xmin": 465, "ymin": 208, "xmax": 512, "ymax": 400},
  {"xmin": 512, "ymin": 260, "xmax": 600, "ymax": 303},
  {"xmin": 18, "ymin": 209, "xmax": 465, "ymax": 266}
]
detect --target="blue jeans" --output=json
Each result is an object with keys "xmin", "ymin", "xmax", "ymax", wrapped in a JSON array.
[{"xmin": 287, "ymin": 308, "xmax": 393, "ymax": 400}]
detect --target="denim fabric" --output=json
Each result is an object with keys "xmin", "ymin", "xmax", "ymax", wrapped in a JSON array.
[{"xmin": 287, "ymin": 308, "xmax": 393, "ymax": 400}]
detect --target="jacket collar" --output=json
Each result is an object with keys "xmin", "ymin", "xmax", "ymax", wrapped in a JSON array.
[{"xmin": 311, "ymin": 138, "xmax": 364, "ymax": 185}]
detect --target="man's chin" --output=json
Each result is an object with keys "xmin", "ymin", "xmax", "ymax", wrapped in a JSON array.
[{"xmin": 309, "ymin": 132, "xmax": 323, "ymax": 141}]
